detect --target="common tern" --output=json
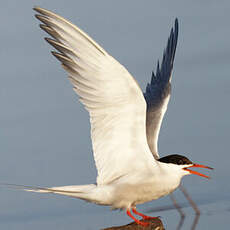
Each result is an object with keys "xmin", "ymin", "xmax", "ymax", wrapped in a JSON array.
[{"xmin": 9, "ymin": 7, "xmax": 213, "ymax": 227}]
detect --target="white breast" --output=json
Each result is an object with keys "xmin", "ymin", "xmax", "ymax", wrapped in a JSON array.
[{"xmin": 103, "ymin": 164, "xmax": 183, "ymax": 209}]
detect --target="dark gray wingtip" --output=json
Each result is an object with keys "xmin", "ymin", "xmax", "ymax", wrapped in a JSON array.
[
  {"xmin": 144, "ymin": 19, "xmax": 179, "ymax": 106},
  {"xmin": 158, "ymin": 18, "xmax": 178, "ymax": 82}
]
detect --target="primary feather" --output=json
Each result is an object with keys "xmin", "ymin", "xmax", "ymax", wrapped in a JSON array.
[{"xmin": 144, "ymin": 19, "xmax": 178, "ymax": 158}]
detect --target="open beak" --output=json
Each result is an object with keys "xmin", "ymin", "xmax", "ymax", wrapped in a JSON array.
[{"xmin": 183, "ymin": 164, "xmax": 213, "ymax": 179}]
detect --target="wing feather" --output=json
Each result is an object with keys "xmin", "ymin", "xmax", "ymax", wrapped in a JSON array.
[
  {"xmin": 34, "ymin": 7, "xmax": 156, "ymax": 185},
  {"xmin": 144, "ymin": 19, "xmax": 179, "ymax": 159}
]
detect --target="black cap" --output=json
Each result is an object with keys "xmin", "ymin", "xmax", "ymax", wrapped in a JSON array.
[{"xmin": 158, "ymin": 154, "xmax": 192, "ymax": 165}]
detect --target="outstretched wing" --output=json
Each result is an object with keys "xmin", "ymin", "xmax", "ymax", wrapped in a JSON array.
[
  {"xmin": 144, "ymin": 19, "xmax": 178, "ymax": 159},
  {"xmin": 34, "ymin": 7, "xmax": 156, "ymax": 185}
]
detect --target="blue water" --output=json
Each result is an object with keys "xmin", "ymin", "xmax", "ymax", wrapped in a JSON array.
[{"xmin": 1, "ymin": 0, "xmax": 229, "ymax": 229}]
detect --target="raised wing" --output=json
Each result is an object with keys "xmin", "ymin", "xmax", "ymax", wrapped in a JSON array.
[
  {"xmin": 144, "ymin": 19, "xmax": 178, "ymax": 159},
  {"xmin": 34, "ymin": 7, "xmax": 156, "ymax": 185}
]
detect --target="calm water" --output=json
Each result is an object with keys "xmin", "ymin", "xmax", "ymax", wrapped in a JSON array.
[{"xmin": 1, "ymin": 0, "xmax": 229, "ymax": 229}]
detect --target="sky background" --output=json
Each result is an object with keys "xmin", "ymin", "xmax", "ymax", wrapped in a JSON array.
[{"xmin": 1, "ymin": 0, "xmax": 230, "ymax": 229}]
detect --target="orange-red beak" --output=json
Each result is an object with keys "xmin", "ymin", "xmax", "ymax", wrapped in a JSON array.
[{"xmin": 183, "ymin": 164, "xmax": 213, "ymax": 179}]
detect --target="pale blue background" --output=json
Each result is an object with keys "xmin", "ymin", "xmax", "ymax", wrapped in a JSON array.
[{"xmin": 1, "ymin": 0, "xmax": 229, "ymax": 229}]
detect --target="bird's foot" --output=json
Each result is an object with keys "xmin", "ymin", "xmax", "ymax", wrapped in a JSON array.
[
  {"xmin": 126, "ymin": 209, "xmax": 150, "ymax": 227},
  {"xmin": 132, "ymin": 208, "xmax": 158, "ymax": 220},
  {"xmin": 135, "ymin": 219, "xmax": 150, "ymax": 227},
  {"xmin": 143, "ymin": 216, "xmax": 158, "ymax": 220}
]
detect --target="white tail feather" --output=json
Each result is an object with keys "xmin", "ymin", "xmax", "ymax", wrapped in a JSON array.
[{"xmin": 3, "ymin": 183, "xmax": 97, "ymax": 200}]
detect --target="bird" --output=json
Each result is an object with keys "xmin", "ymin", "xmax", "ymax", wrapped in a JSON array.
[{"xmin": 8, "ymin": 7, "xmax": 213, "ymax": 227}]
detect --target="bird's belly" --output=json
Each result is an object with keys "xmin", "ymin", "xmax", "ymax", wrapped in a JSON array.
[
  {"xmin": 111, "ymin": 176, "xmax": 180, "ymax": 208},
  {"xmin": 133, "ymin": 182, "xmax": 178, "ymax": 205}
]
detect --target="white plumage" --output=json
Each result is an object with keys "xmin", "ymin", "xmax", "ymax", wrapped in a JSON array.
[
  {"xmin": 35, "ymin": 8, "xmax": 157, "ymax": 186},
  {"xmin": 31, "ymin": 5, "xmax": 180, "ymax": 203},
  {"xmin": 9, "ymin": 7, "xmax": 212, "ymax": 227}
]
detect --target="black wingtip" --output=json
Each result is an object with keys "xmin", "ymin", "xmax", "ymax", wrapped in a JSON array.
[
  {"xmin": 144, "ymin": 19, "xmax": 179, "ymax": 106},
  {"xmin": 174, "ymin": 18, "xmax": 179, "ymax": 46},
  {"xmin": 171, "ymin": 18, "xmax": 179, "ymax": 63},
  {"xmin": 175, "ymin": 18, "xmax": 179, "ymax": 29},
  {"xmin": 158, "ymin": 18, "xmax": 179, "ymax": 78},
  {"xmin": 156, "ymin": 18, "xmax": 179, "ymax": 80}
]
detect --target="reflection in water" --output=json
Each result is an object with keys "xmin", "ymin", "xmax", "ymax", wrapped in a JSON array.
[
  {"xmin": 179, "ymin": 185, "xmax": 200, "ymax": 215},
  {"xmin": 191, "ymin": 215, "xmax": 200, "ymax": 230},
  {"xmin": 170, "ymin": 193, "xmax": 185, "ymax": 230},
  {"xmin": 170, "ymin": 193, "xmax": 200, "ymax": 230},
  {"xmin": 170, "ymin": 185, "xmax": 200, "ymax": 230},
  {"xmin": 179, "ymin": 185, "xmax": 200, "ymax": 230},
  {"xmin": 146, "ymin": 184, "xmax": 203, "ymax": 230},
  {"xmin": 172, "ymin": 211, "xmax": 199, "ymax": 230}
]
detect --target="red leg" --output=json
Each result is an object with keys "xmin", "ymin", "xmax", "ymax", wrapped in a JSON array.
[
  {"xmin": 126, "ymin": 209, "xmax": 149, "ymax": 227},
  {"xmin": 132, "ymin": 207, "xmax": 157, "ymax": 220}
]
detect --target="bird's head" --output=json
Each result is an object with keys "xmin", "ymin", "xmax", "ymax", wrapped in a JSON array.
[{"xmin": 158, "ymin": 154, "xmax": 213, "ymax": 179}]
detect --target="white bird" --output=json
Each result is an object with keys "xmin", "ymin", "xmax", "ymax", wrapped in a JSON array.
[{"xmin": 10, "ymin": 7, "xmax": 213, "ymax": 227}]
